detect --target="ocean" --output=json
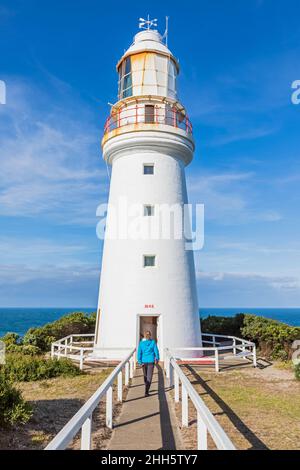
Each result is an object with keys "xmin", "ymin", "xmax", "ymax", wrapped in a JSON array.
[{"xmin": 0, "ymin": 307, "xmax": 299, "ymax": 338}]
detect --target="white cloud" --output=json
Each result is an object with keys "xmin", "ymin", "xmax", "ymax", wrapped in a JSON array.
[
  {"xmin": 196, "ymin": 271, "xmax": 300, "ymax": 307},
  {"xmin": 0, "ymin": 78, "xmax": 108, "ymax": 224},
  {"xmin": 186, "ymin": 170, "xmax": 282, "ymax": 224}
]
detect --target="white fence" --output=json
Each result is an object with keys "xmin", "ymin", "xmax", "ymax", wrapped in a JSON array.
[
  {"xmin": 170, "ymin": 334, "xmax": 257, "ymax": 372},
  {"xmin": 51, "ymin": 333, "xmax": 95, "ymax": 369},
  {"xmin": 45, "ymin": 348, "xmax": 136, "ymax": 450},
  {"xmin": 164, "ymin": 348, "xmax": 236, "ymax": 450},
  {"xmin": 51, "ymin": 333, "xmax": 256, "ymax": 372}
]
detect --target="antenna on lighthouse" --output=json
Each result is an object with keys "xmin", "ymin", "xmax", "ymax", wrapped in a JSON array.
[
  {"xmin": 139, "ymin": 15, "xmax": 158, "ymax": 30},
  {"xmin": 162, "ymin": 16, "xmax": 169, "ymax": 47}
]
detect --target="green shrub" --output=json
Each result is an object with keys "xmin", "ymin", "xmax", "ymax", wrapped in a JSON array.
[
  {"xmin": 201, "ymin": 314, "xmax": 245, "ymax": 337},
  {"xmin": 1, "ymin": 332, "xmax": 20, "ymax": 346},
  {"xmin": 5, "ymin": 344, "xmax": 41, "ymax": 355},
  {"xmin": 2, "ymin": 354, "xmax": 82, "ymax": 382},
  {"xmin": 23, "ymin": 312, "xmax": 96, "ymax": 352},
  {"xmin": 241, "ymin": 314, "xmax": 300, "ymax": 359},
  {"xmin": 0, "ymin": 373, "xmax": 32, "ymax": 427},
  {"xmin": 294, "ymin": 363, "xmax": 300, "ymax": 380},
  {"xmin": 201, "ymin": 313, "xmax": 300, "ymax": 360}
]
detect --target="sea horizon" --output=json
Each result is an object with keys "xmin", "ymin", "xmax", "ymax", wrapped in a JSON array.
[{"xmin": 0, "ymin": 306, "xmax": 299, "ymax": 338}]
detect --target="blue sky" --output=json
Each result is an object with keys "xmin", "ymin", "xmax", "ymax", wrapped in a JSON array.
[{"xmin": 0, "ymin": 0, "xmax": 300, "ymax": 307}]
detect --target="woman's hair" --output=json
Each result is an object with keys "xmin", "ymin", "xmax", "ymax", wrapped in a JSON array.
[{"xmin": 144, "ymin": 330, "xmax": 151, "ymax": 340}]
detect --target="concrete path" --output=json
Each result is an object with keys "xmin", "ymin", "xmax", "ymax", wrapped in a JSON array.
[{"xmin": 108, "ymin": 365, "xmax": 183, "ymax": 450}]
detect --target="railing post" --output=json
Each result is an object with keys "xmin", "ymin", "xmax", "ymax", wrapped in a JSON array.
[
  {"xmin": 197, "ymin": 412, "xmax": 208, "ymax": 450},
  {"xmin": 117, "ymin": 371, "xmax": 123, "ymax": 402},
  {"xmin": 79, "ymin": 349, "xmax": 84, "ymax": 370},
  {"xmin": 51, "ymin": 343, "xmax": 54, "ymax": 358},
  {"xmin": 81, "ymin": 415, "xmax": 92, "ymax": 450},
  {"xmin": 215, "ymin": 349, "xmax": 219, "ymax": 373},
  {"xmin": 169, "ymin": 361, "xmax": 174, "ymax": 387},
  {"xmin": 125, "ymin": 362, "xmax": 129, "ymax": 386},
  {"xmin": 129, "ymin": 357, "xmax": 134, "ymax": 379},
  {"xmin": 64, "ymin": 338, "xmax": 68, "ymax": 356},
  {"xmin": 165, "ymin": 354, "xmax": 170, "ymax": 380},
  {"xmin": 182, "ymin": 385, "xmax": 188, "ymax": 427},
  {"xmin": 233, "ymin": 338, "xmax": 236, "ymax": 356},
  {"xmin": 253, "ymin": 344, "xmax": 257, "ymax": 367},
  {"xmin": 242, "ymin": 341, "xmax": 247, "ymax": 360},
  {"xmin": 133, "ymin": 351, "xmax": 137, "ymax": 370},
  {"xmin": 212, "ymin": 335, "xmax": 216, "ymax": 348},
  {"xmin": 174, "ymin": 370, "xmax": 180, "ymax": 403},
  {"xmin": 106, "ymin": 386, "xmax": 113, "ymax": 429}
]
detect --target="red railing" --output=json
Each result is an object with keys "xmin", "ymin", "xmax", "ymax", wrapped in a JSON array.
[{"xmin": 103, "ymin": 104, "xmax": 193, "ymax": 135}]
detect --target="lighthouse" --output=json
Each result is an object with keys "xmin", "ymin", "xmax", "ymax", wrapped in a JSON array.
[{"xmin": 94, "ymin": 20, "xmax": 202, "ymax": 359}]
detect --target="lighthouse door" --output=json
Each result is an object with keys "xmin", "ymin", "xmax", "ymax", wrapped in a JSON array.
[{"xmin": 137, "ymin": 315, "xmax": 162, "ymax": 359}]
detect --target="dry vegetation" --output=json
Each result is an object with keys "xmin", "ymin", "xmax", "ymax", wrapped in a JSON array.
[
  {"xmin": 0, "ymin": 367, "xmax": 127, "ymax": 450},
  {"xmin": 173, "ymin": 361, "xmax": 300, "ymax": 450}
]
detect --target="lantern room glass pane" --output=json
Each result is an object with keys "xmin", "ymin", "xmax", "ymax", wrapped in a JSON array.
[{"xmin": 119, "ymin": 57, "xmax": 133, "ymax": 99}]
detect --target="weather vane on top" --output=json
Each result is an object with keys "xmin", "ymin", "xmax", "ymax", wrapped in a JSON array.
[{"xmin": 139, "ymin": 15, "xmax": 158, "ymax": 30}]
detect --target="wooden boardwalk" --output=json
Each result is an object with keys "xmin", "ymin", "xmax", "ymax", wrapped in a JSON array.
[{"xmin": 108, "ymin": 365, "xmax": 183, "ymax": 450}]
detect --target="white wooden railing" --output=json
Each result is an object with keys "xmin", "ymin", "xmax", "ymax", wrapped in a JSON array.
[
  {"xmin": 170, "ymin": 334, "xmax": 257, "ymax": 372},
  {"xmin": 45, "ymin": 348, "xmax": 136, "ymax": 450},
  {"xmin": 51, "ymin": 334, "xmax": 95, "ymax": 370},
  {"xmin": 164, "ymin": 348, "xmax": 236, "ymax": 450}
]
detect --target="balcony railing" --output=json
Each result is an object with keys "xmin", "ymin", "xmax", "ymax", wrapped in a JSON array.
[{"xmin": 104, "ymin": 104, "xmax": 193, "ymax": 135}]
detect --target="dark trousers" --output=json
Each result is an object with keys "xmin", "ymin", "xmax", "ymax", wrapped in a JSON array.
[{"xmin": 142, "ymin": 362, "xmax": 154, "ymax": 393}]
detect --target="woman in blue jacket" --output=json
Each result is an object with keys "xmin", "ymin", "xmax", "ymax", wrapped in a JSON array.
[{"xmin": 137, "ymin": 331, "xmax": 160, "ymax": 396}]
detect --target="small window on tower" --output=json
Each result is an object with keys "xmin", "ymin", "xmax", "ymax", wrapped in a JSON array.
[
  {"xmin": 144, "ymin": 255, "xmax": 156, "ymax": 267},
  {"xmin": 143, "ymin": 164, "xmax": 154, "ymax": 175},
  {"xmin": 144, "ymin": 205, "xmax": 154, "ymax": 216}
]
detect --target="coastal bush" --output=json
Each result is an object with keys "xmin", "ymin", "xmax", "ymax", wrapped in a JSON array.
[
  {"xmin": 0, "ymin": 374, "xmax": 32, "ymax": 427},
  {"xmin": 23, "ymin": 311, "xmax": 96, "ymax": 352},
  {"xmin": 241, "ymin": 315, "xmax": 300, "ymax": 359},
  {"xmin": 2, "ymin": 354, "xmax": 82, "ymax": 382},
  {"xmin": 1, "ymin": 332, "xmax": 20, "ymax": 346},
  {"xmin": 201, "ymin": 314, "xmax": 244, "ymax": 337},
  {"xmin": 200, "ymin": 313, "xmax": 300, "ymax": 359},
  {"xmin": 5, "ymin": 344, "xmax": 41, "ymax": 355}
]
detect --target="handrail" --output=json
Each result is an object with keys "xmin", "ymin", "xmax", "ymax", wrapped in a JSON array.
[
  {"xmin": 104, "ymin": 103, "xmax": 193, "ymax": 135},
  {"xmin": 170, "ymin": 336, "xmax": 257, "ymax": 371},
  {"xmin": 45, "ymin": 348, "xmax": 136, "ymax": 450},
  {"xmin": 165, "ymin": 348, "xmax": 236, "ymax": 450},
  {"xmin": 202, "ymin": 333, "xmax": 255, "ymax": 346},
  {"xmin": 51, "ymin": 333, "xmax": 134, "ymax": 370}
]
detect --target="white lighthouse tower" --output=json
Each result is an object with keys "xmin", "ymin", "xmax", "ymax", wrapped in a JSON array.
[{"xmin": 94, "ymin": 20, "xmax": 202, "ymax": 359}]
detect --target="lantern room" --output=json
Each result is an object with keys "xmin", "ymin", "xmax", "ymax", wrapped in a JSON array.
[{"xmin": 116, "ymin": 30, "xmax": 179, "ymax": 100}]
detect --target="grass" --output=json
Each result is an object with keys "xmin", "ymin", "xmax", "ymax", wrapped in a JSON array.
[
  {"xmin": 174, "ymin": 362, "xmax": 300, "ymax": 450},
  {"xmin": 274, "ymin": 360, "xmax": 293, "ymax": 370},
  {"xmin": 0, "ymin": 368, "xmax": 123, "ymax": 450}
]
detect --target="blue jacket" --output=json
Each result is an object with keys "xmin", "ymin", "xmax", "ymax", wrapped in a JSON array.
[{"xmin": 138, "ymin": 339, "xmax": 160, "ymax": 364}]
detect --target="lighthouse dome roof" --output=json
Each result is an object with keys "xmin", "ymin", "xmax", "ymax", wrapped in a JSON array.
[{"xmin": 117, "ymin": 29, "xmax": 179, "ymax": 72}]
